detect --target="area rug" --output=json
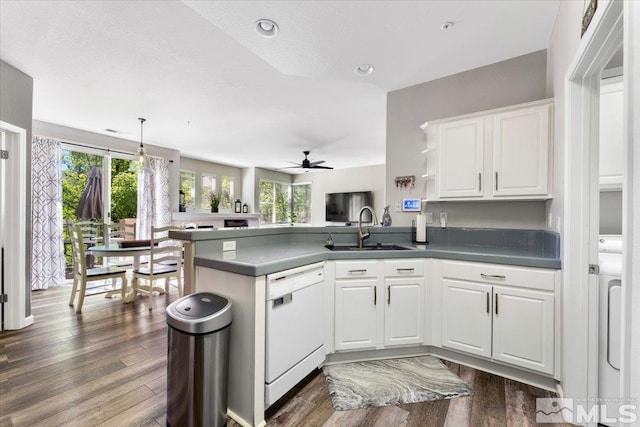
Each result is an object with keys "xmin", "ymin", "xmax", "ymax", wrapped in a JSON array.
[{"xmin": 322, "ymin": 355, "xmax": 473, "ymax": 411}]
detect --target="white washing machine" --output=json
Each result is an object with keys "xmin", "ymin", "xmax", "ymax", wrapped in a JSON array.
[{"xmin": 598, "ymin": 234, "xmax": 622, "ymax": 426}]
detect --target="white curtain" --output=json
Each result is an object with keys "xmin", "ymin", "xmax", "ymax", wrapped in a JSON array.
[
  {"xmin": 31, "ymin": 136, "xmax": 65, "ymax": 290},
  {"xmin": 137, "ymin": 157, "xmax": 170, "ymax": 239}
]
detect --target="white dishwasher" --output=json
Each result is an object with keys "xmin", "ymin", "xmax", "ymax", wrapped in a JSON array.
[{"xmin": 265, "ymin": 261, "xmax": 325, "ymax": 406}]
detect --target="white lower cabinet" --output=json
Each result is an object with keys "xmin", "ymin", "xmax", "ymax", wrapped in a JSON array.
[
  {"xmin": 334, "ymin": 259, "xmax": 424, "ymax": 351},
  {"xmin": 441, "ymin": 279, "xmax": 492, "ymax": 358},
  {"xmin": 335, "ymin": 279, "xmax": 379, "ymax": 351},
  {"xmin": 440, "ymin": 261, "xmax": 556, "ymax": 375}
]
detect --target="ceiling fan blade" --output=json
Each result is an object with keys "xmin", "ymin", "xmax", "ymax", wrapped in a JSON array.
[
  {"xmin": 311, "ymin": 165, "xmax": 333, "ymax": 170},
  {"xmin": 309, "ymin": 160, "xmax": 326, "ymax": 166},
  {"xmin": 275, "ymin": 165, "xmax": 302, "ymax": 171},
  {"xmin": 286, "ymin": 161, "xmax": 301, "ymax": 166}
]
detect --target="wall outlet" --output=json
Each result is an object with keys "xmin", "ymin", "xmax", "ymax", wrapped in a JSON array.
[
  {"xmin": 425, "ymin": 212, "xmax": 434, "ymax": 224},
  {"xmin": 439, "ymin": 211, "xmax": 448, "ymax": 228},
  {"xmin": 395, "ymin": 201, "xmax": 401, "ymax": 212},
  {"xmin": 223, "ymin": 240, "xmax": 236, "ymax": 251}
]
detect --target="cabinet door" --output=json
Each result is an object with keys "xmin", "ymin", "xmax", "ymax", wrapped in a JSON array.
[
  {"xmin": 438, "ymin": 118, "xmax": 484, "ymax": 198},
  {"xmin": 335, "ymin": 280, "xmax": 378, "ymax": 351},
  {"xmin": 493, "ymin": 104, "xmax": 550, "ymax": 196},
  {"xmin": 441, "ymin": 279, "xmax": 492, "ymax": 358},
  {"xmin": 384, "ymin": 278, "xmax": 424, "ymax": 347},
  {"xmin": 599, "ymin": 77, "xmax": 624, "ymax": 190},
  {"xmin": 492, "ymin": 286, "xmax": 554, "ymax": 375}
]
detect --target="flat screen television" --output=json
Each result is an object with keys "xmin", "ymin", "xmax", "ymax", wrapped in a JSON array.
[{"xmin": 325, "ymin": 191, "xmax": 373, "ymax": 223}]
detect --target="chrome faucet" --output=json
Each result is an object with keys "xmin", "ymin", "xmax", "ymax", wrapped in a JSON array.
[{"xmin": 358, "ymin": 206, "xmax": 378, "ymax": 248}]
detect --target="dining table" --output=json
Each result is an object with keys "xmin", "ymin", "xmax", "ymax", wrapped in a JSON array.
[{"xmin": 88, "ymin": 243, "xmax": 152, "ymax": 302}]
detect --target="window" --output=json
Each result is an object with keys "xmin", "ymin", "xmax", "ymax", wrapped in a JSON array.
[
  {"xmin": 221, "ymin": 176, "xmax": 234, "ymax": 209},
  {"xmin": 259, "ymin": 180, "xmax": 293, "ymax": 224},
  {"xmin": 201, "ymin": 173, "xmax": 216, "ymax": 209},
  {"xmin": 292, "ymin": 183, "xmax": 312, "ymax": 223},
  {"xmin": 180, "ymin": 170, "xmax": 195, "ymax": 210}
]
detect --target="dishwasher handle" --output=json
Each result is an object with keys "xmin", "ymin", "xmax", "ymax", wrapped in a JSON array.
[{"xmin": 272, "ymin": 293, "xmax": 293, "ymax": 308}]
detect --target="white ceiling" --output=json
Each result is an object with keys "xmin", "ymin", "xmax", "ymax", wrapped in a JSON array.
[{"xmin": 0, "ymin": 0, "xmax": 560, "ymax": 173}]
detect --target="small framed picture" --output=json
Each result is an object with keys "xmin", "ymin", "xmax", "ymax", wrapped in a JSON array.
[{"xmin": 581, "ymin": 0, "xmax": 598, "ymax": 37}]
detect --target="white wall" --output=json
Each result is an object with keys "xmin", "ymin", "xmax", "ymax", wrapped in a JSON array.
[
  {"xmin": 386, "ymin": 50, "xmax": 549, "ymax": 228},
  {"xmin": 293, "ymin": 164, "xmax": 385, "ymax": 226}
]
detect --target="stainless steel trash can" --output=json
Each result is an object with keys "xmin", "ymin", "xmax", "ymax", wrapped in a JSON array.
[{"xmin": 166, "ymin": 292, "xmax": 232, "ymax": 427}]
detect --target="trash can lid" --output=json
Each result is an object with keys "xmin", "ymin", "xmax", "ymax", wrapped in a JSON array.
[{"xmin": 166, "ymin": 292, "xmax": 232, "ymax": 334}]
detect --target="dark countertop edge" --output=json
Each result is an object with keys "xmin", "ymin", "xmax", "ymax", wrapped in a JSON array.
[{"xmin": 194, "ymin": 246, "xmax": 561, "ymax": 277}]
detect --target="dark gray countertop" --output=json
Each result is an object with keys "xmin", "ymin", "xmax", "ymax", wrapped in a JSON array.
[{"xmin": 194, "ymin": 240, "xmax": 561, "ymax": 276}]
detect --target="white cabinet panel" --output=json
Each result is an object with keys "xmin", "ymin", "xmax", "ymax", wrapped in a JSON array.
[
  {"xmin": 438, "ymin": 118, "xmax": 484, "ymax": 198},
  {"xmin": 441, "ymin": 279, "xmax": 492, "ymax": 358},
  {"xmin": 334, "ymin": 280, "xmax": 378, "ymax": 351},
  {"xmin": 384, "ymin": 278, "xmax": 424, "ymax": 347},
  {"xmin": 493, "ymin": 104, "xmax": 550, "ymax": 196},
  {"xmin": 599, "ymin": 77, "xmax": 624, "ymax": 190},
  {"xmin": 492, "ymin": 286, "xmax": 554, "ymax": 375}
]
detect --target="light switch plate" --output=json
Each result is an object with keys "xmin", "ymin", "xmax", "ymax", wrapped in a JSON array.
[
  {"xmin": 223, "ymin": 240, "xmax": 236, "ymax": 251},
  {"xmin": 425, "ymin": 212, "xmax": 434, "ymax": 224}
]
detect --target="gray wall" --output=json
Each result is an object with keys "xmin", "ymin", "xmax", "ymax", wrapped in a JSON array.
[
  {"xmin": 600, "ymin": 191, "xmax": 623, "ymax": 234},
  {"xmin": 0, "ymin": 60, "xmax": 33, "ymax": 316},
  {"xmin": 386, "ymin": 50, "xmax": 549, "ymax": 229}
]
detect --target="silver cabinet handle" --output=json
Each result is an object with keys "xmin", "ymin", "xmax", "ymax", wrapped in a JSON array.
[
  {"xmin": 495, "ymin": 172, "xmax": 498, "ymax": 191},
  {"xmin": 396, "ymin": 268, "xmax": 415, "ymax": 273},
  {"xmin": 348, "ymin": 269, "xmax": 367, "ymax": 274},
  {"xmin": 478, "ymin": 172, "xmax": 482, "ymax": 191},
  {"xmin": 495, "ymin": 293, "xmax": 499, "ymax": 315},
  {"xmin": 387, "ymin": 286, "xmax": 391, "ymax": 305},
  {"xmin": 374, "ymin": 287, "xmax": 377, "ymax": 306},
  {"xmin": 481, "ymin": 273, "xmax": 506, "ymax": 280},
  {"xmin": 486, "ymin": 292, "xmax": 490, "ymax": 314}
]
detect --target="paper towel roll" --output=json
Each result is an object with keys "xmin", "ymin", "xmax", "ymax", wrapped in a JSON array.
[{"xmin": 416, "ymin": 213, "xmax": 427, "ymax": 243}]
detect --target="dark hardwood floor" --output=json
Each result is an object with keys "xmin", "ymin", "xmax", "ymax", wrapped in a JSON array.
[{"xmin": 1, "ymin": 284, "xmax": 567, "ymax": 427}]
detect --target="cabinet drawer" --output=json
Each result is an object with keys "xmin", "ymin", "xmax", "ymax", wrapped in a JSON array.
[
  {"xmin": 384, "ymin": 259, "xmax": 424, "ymax": 277},
  {"xmin": 335, "ymin": 261, "xmax": 378, "ymax": 279},
  {"xmin": 442, "ymin": 260, "xmax": 555, "ymax": 291}
]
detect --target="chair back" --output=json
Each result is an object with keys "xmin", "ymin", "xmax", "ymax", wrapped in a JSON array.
[
  {"xmin": 75, "ymin": 220, "xmax": 103, "ymax": 245},
  {"xmin": 149, "ymin": 225, "xmax": 183, "ymax": 274},
  {"xmin": 68, "ymin": 224, "xmax": 87, "ymax": 278},
  {"xmin": 104, "ymin": 221, "xmax": 136, "ymax": 244}
]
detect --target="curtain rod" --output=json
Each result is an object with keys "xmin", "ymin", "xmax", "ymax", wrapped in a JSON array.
[{"xmin": 60, "ymin": 140, "xmax": 173, "ymax": 162}]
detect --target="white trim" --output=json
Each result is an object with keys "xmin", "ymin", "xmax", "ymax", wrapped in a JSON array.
[
  {"xmin": 563, "ymin": 0, "xmax": 623, "ymax": 406},
  {"xmin": 0, "ymin": 120, "xmax": 33, "ymax": 330}
]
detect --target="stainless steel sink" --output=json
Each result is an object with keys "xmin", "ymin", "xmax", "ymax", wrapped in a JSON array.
[{"xmin": 328, "ymin": 244, "xmax": 413, "ymax": 251}]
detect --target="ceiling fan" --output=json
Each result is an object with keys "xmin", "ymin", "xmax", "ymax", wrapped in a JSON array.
[{"xmin": 279, "ymin": 151, "xmax": 334, "ymax": 171}]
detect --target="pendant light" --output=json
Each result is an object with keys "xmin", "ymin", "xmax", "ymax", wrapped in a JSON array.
[{"xmin": 137, "ymin": 117, "xmax": 146, "ymax": 163}]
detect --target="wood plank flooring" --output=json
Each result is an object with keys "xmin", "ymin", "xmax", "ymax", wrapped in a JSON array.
[{"xmin": 1, "ymin": 285, "xmax": 568, "ymax": 427}]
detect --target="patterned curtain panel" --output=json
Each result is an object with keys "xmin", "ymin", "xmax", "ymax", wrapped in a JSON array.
[
  {"xmin": 136, "ymin": 157, "xmax": 171, "ymax": 239},
  {"xmin": 31, "ymin": 136, "xmax": 65, "ymax": 290}
]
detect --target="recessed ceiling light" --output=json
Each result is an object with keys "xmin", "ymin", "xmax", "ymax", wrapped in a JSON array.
[
  {"xmin": 256, "ymin": 19, "xmax": 279, "ymax": 37},
  {"xmin": 354, "ymin": 64, "xmax": 374, "ymax": 76},
  {"xmin": 441, "ymin": 22, "xmax": 453, "ymax": 31}
]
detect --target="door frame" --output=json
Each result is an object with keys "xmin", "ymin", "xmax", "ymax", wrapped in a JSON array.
[
  {"xmin": 563, "ymin": 0, "xmax": 625, "ymax": 407},
  {"xmin": 0, "ymin": 120, "xmax": 33, "ymax": 330}
]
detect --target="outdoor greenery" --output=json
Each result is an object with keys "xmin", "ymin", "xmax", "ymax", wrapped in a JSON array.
[
  {"xmin": 210, "ymin": 192, "xmax": 221, "ymax": 209},
  {"xmin": 259, "ymin": 180, "xmax": 311, "ymax": 224},
  {"xmin": 61, "ymin": 150, "xmax": 138, "ymax": 222},
  {"xmin": 180, "ymin": 170, "xmax": 195, "ymax": 209}
]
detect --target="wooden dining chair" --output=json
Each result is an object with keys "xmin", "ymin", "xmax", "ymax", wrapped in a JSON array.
[
  {"xmin": 103, "ymin": 221, "xmax": 137, "ymax": 267},
  {"xmin": 68, "ymin": 224, "xmax": 128, "ymax": 313},
  {"xmin": 131, "ymin": 225, "xmax": 183, "ymax": 311}
]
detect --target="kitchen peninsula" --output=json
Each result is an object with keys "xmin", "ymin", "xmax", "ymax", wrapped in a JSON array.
[{"xmin": 170, "ymin": 226, "xmax": 561, "ymax": 427}]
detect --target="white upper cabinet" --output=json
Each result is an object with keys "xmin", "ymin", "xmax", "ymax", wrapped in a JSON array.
[
  {"xmin": 439, "ymin": 118, "xmax": 484, "ymax": 198},
  {"xmin": 493, "ymin": 104, "xmax": 550, "ymax": 196},
  {"xmin": 599, "ymin": 76, "xmax": 624, "ymax": 190},
  {"xmin": 422, "ymin": 99, "xmax": 553, "ymax": 201}
]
